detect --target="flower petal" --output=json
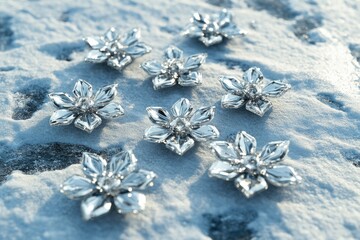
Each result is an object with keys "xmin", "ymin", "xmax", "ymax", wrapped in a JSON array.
[
  {"xmin": 144, "ymin": 125, "xmax": 172, "ymax": 143},
  {"xmin": 200, "ymin": 35, "xmax": 223, "ymax": 46},
  {"xmin": 243, "ymin": 67, "xmax": 263, "ymax": 84},
  {"xmin": 141, "ymin": 60, "xmax": 163, "ymax": 76},
  {"xmin": 125, "ymin": 42, "xmax": 151, "ymax": 57},
  {"xmin": 73, "ymin": 79, "xmax": 93, "ymax": 98},
  {"xmin": 235, "ymin": 131, "xmax": 257, "ymax": 156},
  {"xmin": 191, "ymin": 125, "xmax": 219, "ymax": 141},
  {"xmin": 50, "ymin": 109, "xmax": 76, "ymax": 126},
  {"xmin": 104, "ymin": 27, "xmax": 118, "ymax": 42},
  {"xmin": 60, "ymin": 176, "xmax": 96, "ymax": 199},
  {"xmin": 245, "ymin": 98, "xmax": 272, "ymax": 117},
  {"xmin": 120, "ymin": 28, "xmax": 140, "ymax": 46},
  {"xmin": 183, "ymin": 53, "xmax": 207, "ymax": 70},
  {"xmin": 265, "ymin": 165, "xmax": 302, "ymax": 187},
  {"xmin": 234, "ymin": 174, "xmax": 268, "ymax": 198},
  {"xmin": 81, "ymin": 152, "xmax": 107, "ymax": 178},
  {"xmin": 121, "ymin": 170, "xmax": 156, "ymax": 191},
  {"xmin": 217, "ymin": 9, "xmax": 232, "ymax": 27},
  {"xmin": 171, "ymin": 98, "xmax": 193, "ymax": 117},
  {"xmin": 220, "ymin": 23, "xmax": 244, "ymax": 38},
  {"xmin": 259, "ymin": 141, "xmax": 290, "ymax": 165},
  {"xmin": 109, "ymin": 150, "xmax": 138, "ymax": 178},
  {"xmin": 178, "ymin": 72, "xmax": 202, "ymax": 87},
  {"xmin": 96, "ymin": 102, "xmax": 124, "ymax": 119},
  {"xmin": 107, "ymin": 55, "xmax": 132, "ymax": 71},
  {"xmin": 93, "ymin": 84, "xmax": 118, "ymax": 108},
  {"xmin": 221, "ymin": 93, "xmax": 246, "ymax": 108},
  {"xmin": 209, "ymin": 141, "xmax": 240, "ymax": 163},
  {"xmin": 219, "ymin": 76, "xmax": 244, "ymax": 93},
  {"xmin": 114, "ymin": 192, "xmax": 146, "ymax": 214},
  {"xmin": 152, "ymin": 75, "xmax": 176, "ymax": 90},
  {"xmin": 165, "ymin": 46, "xmax": 183, "ymax": 59},
  {"xmin": 182, "ymin": 24, "xmax": 203, "ymax": 37},
  {"xmin": 84, "ymin": 50, "xmax": 108, "ymax": 63},
  {"xmin": 74, "ymin": 113, "xmax": 102, "ymax": 133},
  {"xmin": 262, "ymin": 81, "xmax": 291, "ymax": 97},
  {"xmin": 146, "ymin": 107, "xmax": 171, "ymax": 127},
  {"xmin": 164, "ymin": 136, "xmax": 195, "ymax": 155},
  {"xmin": 208, "ymin": 161, "xmax": 240, "ymax": 181},
  {"xmin": 81, "ymin": 195, "xmax": 112, "ymax": 220},
  {"xmin": 84, "ymin": 36, "xmax": 105, "ymax": 49},
  {"xmin": 49, "ymin": 92, "xmax": 75, "ymax": 108},
  {"xmin": 190, "ymin": 106, "xmax": 215, "ymax": 126}
]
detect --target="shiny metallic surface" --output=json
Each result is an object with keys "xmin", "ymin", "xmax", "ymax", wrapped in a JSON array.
[
  {"xmin": 84, "ymin": 28, "xmax": 151, "ymax": 71},
  {"xmin": 219, "ymin": 67, "xmax": 291, "ymax": 117},
  {"xmin": 60, "ymin": 151, "xmax": 156, "ymax": 220},
  {"xmin": 144, "ymin": 98, "xmax": 219, "ymax": 155},
  {"xmin": 49, "ymin": 79, "xmax": 124, "ymax": 133},
  {"xmin": 182, "ymin": 9, "xmax": 245, "ymax": 46},
  {"xmin": 209, "ymin": 131, "xmax": 301, "ymax": 198},
  {"xmin": 141, "ymin": 46, "xmax": 206, "ymax": 90}
]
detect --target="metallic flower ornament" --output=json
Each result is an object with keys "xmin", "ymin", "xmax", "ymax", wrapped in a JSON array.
[
  {"xmin": 61, "ymin": 150, "xmax": 156, "ymax": 220},
  {"xmin": 144, "ymin": 98, "xmax": 220, "ymax": 155},
  {"xmin": 219, "ymin": 67, "xmax": 291, "ymax": 117},
  {"xmin": 141, "ymin": 46, "xmax": 207, "ymax": 90},
  {"xmin": 84, "ymin": 27, "xmax": 151, "ymax": 71},
  {"xmin": 182, "ymin": 9, "xmax": 245, "ymax": 46},
  {"xmin": 49, "ymin": 79, "xmax": 124, "ymax": 133},
  {"xmin": 209, "ymin": 131, "xmax": 301, "ymax": 198}
]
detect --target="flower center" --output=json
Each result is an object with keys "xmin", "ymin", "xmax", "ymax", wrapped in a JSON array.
[
  {"xmin": 242, "ymin": 155, "xmax": 261, "ymax": 176},
  {"xmin": 74, "ymin": 97, "xmax": 95, "ymax": 113},
  {"xmin": 202, "ymin": 22, "xmax": 220, "ymax": 36},
  {"xmin": 245, "ymin": 84, "xmax": 262, "ymax": 100},
  {"xmin": 162, "ymin": 59, "xmax": 183, "ymax": 80},
  {"xmin": 169, "ymin": 117, "xmax": 191, "ymax": 136},
  {"xmin": 96, "ymin": 175, "xmax": 122, "ymax": 196},
  {"xmin": 103, "ymin": 41, "xmax": 126, "ymax": 57}
]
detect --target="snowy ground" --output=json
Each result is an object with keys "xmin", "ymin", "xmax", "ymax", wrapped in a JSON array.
[{"xmin": 0, "ymin": 0, "xmax": 359, "ymax": 239}]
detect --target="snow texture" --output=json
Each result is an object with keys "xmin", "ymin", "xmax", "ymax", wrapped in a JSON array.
[{"xmin": 0, "ymin": 0, "xmax": 359, "ymax": 239}]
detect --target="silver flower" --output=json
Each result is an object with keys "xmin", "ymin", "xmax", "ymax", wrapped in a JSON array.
[
  {"xmin": 84, "ymin": 27, "xmax": 151, "ymax": 71},
  {"xmin": 209, "ymin": 131, "xmax": 301, "ymax": 198},
  {"xmin": 219, "ymin": 67, "xmax": 291, "ymax": 117},
  {"xmin": 144, "ymin": 98, "xmax": 219, "ymax": 155},
  {"xmin": 182, "ymin": 9, "xmax": 245, "ymax": 46},
  {"xmin": 61, "ymin": 150, "xmax": 156, "ymax": 220},
  {"xmin": 141, "ymin": 46, "xmax": 207, "ymax": 90},
  {"xmin": 49, "ymin": 79, "xmax": 124, "ymax": 133}
]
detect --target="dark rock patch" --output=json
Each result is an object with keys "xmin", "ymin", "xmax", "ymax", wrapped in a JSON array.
[
  {"xmin": 0, "ymin": 142, "xmax": 123, "ymax": 183},
  {"xmin": 216, "ymin": 58, "xmax": 251, "ymax": 71},
  {"xmin": 203, "ymin": 211, "xmax": 257, "ymax": 240},
  {"xmin": 342, "ymin": 150, "xmax": 360, "ymax": 167},
  {"xmin": 206, "ymin": 0, "xmax": 233, "ymax": 8},
  {"xmin": 349, "ymin": 44, "xmax": 360, "ymax": 64},
  {"xmin": 0, "ymin": 66, "xmax": 15, "ymax": 71},
  {"xmin": 292, "ymin": 15, "xmax": 323, "ymax": 44},
  {"xmin": 12, "ymin": 84, "xmax": 50, "ymax": 120}
]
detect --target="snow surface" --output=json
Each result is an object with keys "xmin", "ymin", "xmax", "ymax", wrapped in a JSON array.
[{"xmin": 0, "ymin": 0, "xmax": 359, "ymax": 239}]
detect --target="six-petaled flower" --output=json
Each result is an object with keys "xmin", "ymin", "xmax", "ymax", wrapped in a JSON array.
[
  {"xmin": 209, "ymin": 131, "xmax": 301, "ymax": 198},
  {"xmin": 144, "ymin": 98, "xmax": 219, "ymax": 155},
  {"xmin": 84, "ymin": 27, "xmax": 151, "ymax": 71},
  {"xmin": 182, "ymin": 9, "xmax": 245, "ymax": 46},
  {"xmin": 219, "ymin": 67, "xmax": 291, "ymax": 117},
  {"xmin": 49, "ymin": 79, "xmax": 124, "ymax": 133},
  {"xmin": 61, "ymin": 150, "xmax": 156, "ymax": 220},
  {"xmin": 141, "ymin": 46, "xmax": 207, "ymax": 90}
]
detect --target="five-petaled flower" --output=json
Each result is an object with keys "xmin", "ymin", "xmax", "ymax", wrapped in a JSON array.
[
  {"xmin": 49, "ymin": 79, "xmax": 124, "ymax": 133},
  {"xmin": 209, "ymin": 131, "xmax": 301, "ymax": 198},
  {"xmin": 182, "ymin": 9, "xmax": 245, "ymax": 46},
  {"xmin": 219, "ymin": 67, "xmax": 291, "ymax": 117},
  {"xmin": 141, "ymin": 46, "xmax": 207, "ymax": 90},
  {"xmin": 84, "ymin": 27, "xmax": 151, "ymax": 71},
  {"xmin": 144, "ymin": 98, "xmax": 219, "ymax": 155},
  {"xmin": 61, "ymin": 150, "xmax": 156, "ymax": 220}
]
